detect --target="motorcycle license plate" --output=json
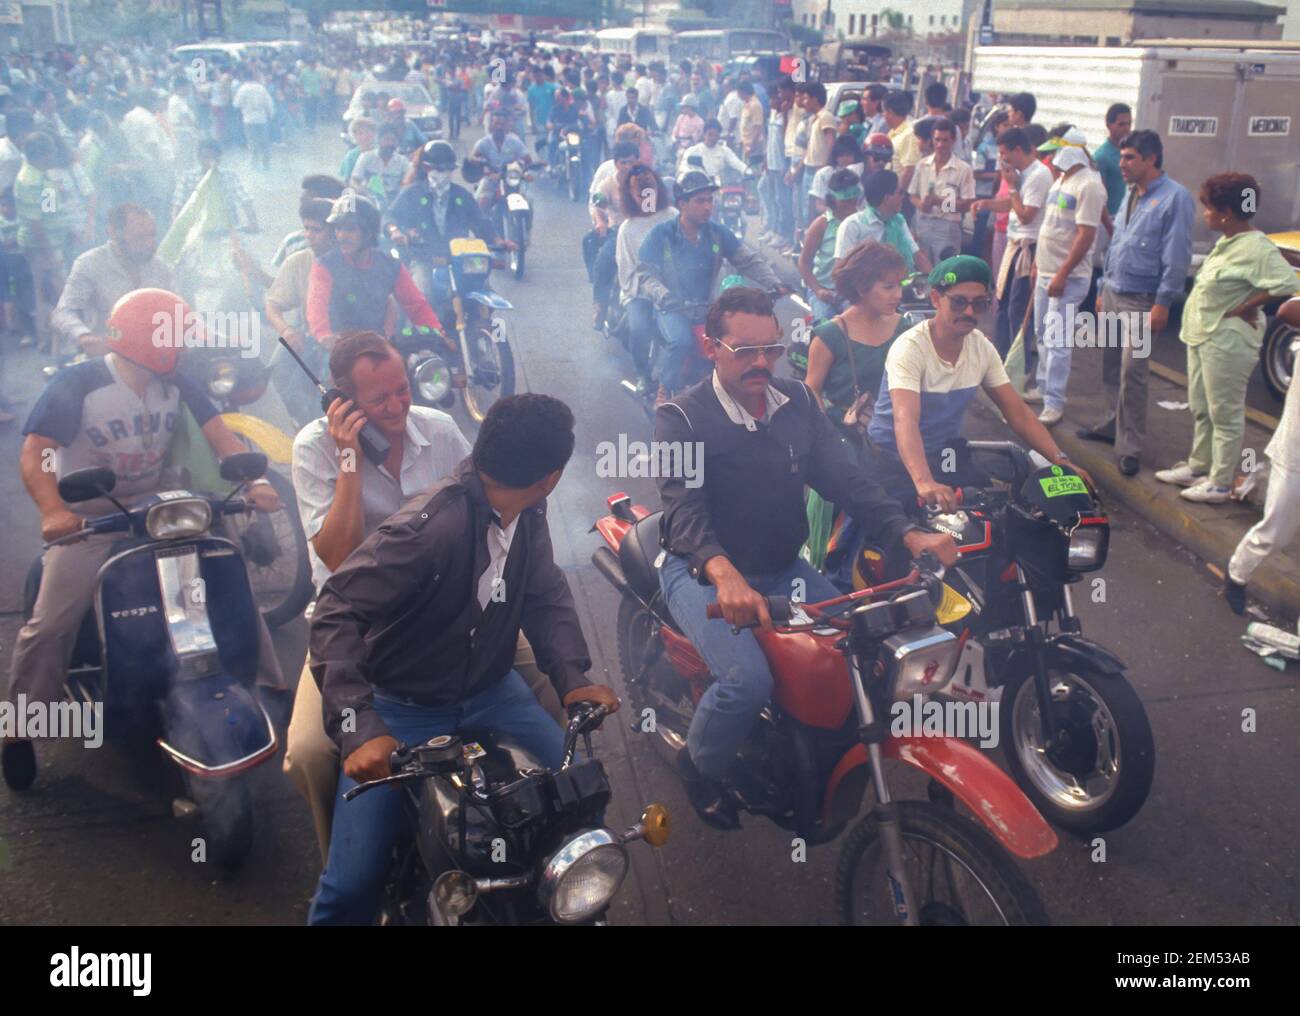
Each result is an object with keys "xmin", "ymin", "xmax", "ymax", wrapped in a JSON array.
[{"xmin": 506, "ymin": 193, "xmax": 529, "ymax": 212}]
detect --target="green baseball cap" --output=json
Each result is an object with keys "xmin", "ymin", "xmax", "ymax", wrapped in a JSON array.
[{"xmin": 928, "ymin": 254, "xmax": 991, "ymax": 290}]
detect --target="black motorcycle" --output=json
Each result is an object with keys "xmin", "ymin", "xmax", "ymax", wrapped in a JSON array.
[
  {"xmin": 346, "ymin": 703, "xmax": 670, "ymax": 926},
  {"xmin": 844, "ymin": 442, "xmax": 1155, "ymax": 833}
]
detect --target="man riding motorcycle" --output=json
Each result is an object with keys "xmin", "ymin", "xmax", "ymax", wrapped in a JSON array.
[
  {"xmin": 653, "ymin": 286, "xmax": 957, "ymax": 829},
  {"xmin": 307, "ymin": 394, "xmax": 619, "ymax": 924},
  {"xmin": 635, "ymin": 169, "xmax": 785, "ymax": 399},
  {"xmin": 2, "ymin": 288, "xmax": 287, "ymax": 790},
  {"xmin": 306, "ymin": 192, "xmax": 444, "ymax": 348},
  {"xmin": 468, "ymin": 110, "xmax": 539, "ymax": 216},
  {"xmin": 383, "ymin": 140, "xmax": 514, "ymax": 312},
  {"xmin": 867, "ymin": 255, "xmax": 1093, "ymax": 511}
]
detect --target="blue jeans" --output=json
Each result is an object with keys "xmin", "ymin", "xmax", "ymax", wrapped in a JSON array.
[
  {"xmin": 655, "ymin": 309, "xmax": 706, "ymax": 395},
  {"xmin": 658, "ymin": 552, "xmax": 840, "ymax": 780},
  {"xmin": 626, "ymin": 296, "xmax": 656, "ymax": 379},
  {"xmin": 1032, "ymin": 273, "xmax": 1091, "ymax": 412},
  {"xmin": 308, "ymin": 670, "xmax": 565, "ymax": 926},
  {"xmin": 758, "ymin": 167, "xmax": 781, "ymax": 234},
  {"xmin": 808, "ymin": 288, "xmax": 840, "ymax": 322},
  {"xmin": 593, "ymin": 228, "xmax": 619, "ymax": 306}
]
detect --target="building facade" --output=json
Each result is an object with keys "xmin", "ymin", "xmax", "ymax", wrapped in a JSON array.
[
  {"xmin": 990, "ymin": 0, "xmax": 1285, "ymax": 46},
  {"xmin": 791, "ymin": 0, "xmax": 974, "ymax": 39}
]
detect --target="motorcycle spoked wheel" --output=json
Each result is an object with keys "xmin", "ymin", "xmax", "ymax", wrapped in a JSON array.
[
  {"xmin": 183, "ymin": 771, "xmax": 254, "ymax": 873},
  {"xmin": 461, "ymin": 320, "xmax": 516, "ymax": 424},
  {"xmin": 1261, "ymin": 313, "xmax": 1296, "ymax": 401},
  {"xmin": 835, "ymin": 800, "xmax": 1049, "ymax": 926},
  {"xmin": 999, "ymin": 666, "xmax": 1154, "ymax": 833},
  {"xmin": 617, "ymin": 596, "xmax": 696, "ymax": 767},
  {"xmin": 220, "ymin": 468, "xmax": 314, "ymax": 628}
]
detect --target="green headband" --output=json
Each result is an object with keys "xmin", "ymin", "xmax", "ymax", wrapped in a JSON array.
[{"xmin": 828, "ymin": 184, "xmax": 863, "ymax": 201}]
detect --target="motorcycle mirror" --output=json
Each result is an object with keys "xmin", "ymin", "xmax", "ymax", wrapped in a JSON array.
[
  {"xmin": 219, "ymin": 451, "xmax": 269, "ymax": 485},
  {"xmin": 58, "ymin": 466, "xmax": 117, "ymax": 505}
]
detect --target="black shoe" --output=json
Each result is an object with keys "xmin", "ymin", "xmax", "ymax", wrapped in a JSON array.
[
  {"xmin": 1076, "ymin": 423, "xmax": 1116, "ymax": 445},
  {"xmin": 1118, "ymin": 454, "xmax": 1140, "ymax": 476},
  {"xmin": 675, "ymin": 750, "xmax": 741, "ymax": 831},
  {"xmin": 2, "ymin": 740, "xmax": 36, "ymax": 791},
  {"xmin": 1224, "ymin": 576, "xmax": 1247, "ymax": 615}
]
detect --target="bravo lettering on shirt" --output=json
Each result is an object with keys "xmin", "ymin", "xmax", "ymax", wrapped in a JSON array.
[{"xmin": 21, "ymin": 355, "xmax": 219, "ymax": 511}]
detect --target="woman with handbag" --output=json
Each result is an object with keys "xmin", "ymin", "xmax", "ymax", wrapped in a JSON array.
[{"xmin": 801, "ymin": 240, "xmax": 910, "ymax": 570}]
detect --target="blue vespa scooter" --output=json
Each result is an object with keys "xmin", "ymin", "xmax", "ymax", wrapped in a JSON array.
[{"xmin": 13, "ymin": 452, "xmax": 278, "ymax": 870}]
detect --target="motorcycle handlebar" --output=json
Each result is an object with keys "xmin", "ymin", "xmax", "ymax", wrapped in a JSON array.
[{"xmin": 705, "ymin": 595, "xmax": 792, "ymax": 628}]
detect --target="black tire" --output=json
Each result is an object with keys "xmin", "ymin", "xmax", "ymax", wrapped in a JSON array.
[
  {"xmin": 999, "ymin": 666, "xmax": 1154, "ymax": 833},
  {"xmin": 835, "ymin": 800, "xmax": 1049, "ymax": 926},
  {"xmin": 1261, "ymin": 312, "xmax": 1297, "ymax": 402},
  {"xmin": 184, "ymin": 772, "xmax": 254, "ymax": 873},
  {"xmin": 567, "ymin": 164, "xmax": 580, "ymax": 203},
  {"xmin": 616, "ymin": 596, "xmax": 694, "ymax": 768},
  {"xmin": 462, "ymin": 322, "xmax": 516, "ymax": 423},
  {"xmin": 224, "ymin": 468, "xmax": 314, "ymax": 628}
]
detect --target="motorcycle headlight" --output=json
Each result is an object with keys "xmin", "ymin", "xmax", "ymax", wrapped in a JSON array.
[
  {"xmin": 883, "ymin": 626, "xmax": 961, "ymax": 699},
  {"xmin": 567, "ymin": 131, "xmax": 581, "ymax": 146},
  {"xmin": 506, "ymin": 169, "xmax": 523, "ymax": 186},
  {"xmin": 207, "ymin": 359, "xmax": 237, "ymax": 398},
  {"xmin": 146, "ymin": 497, "xmax": 213, "ymax": 540},
  {"xmin": 537, "ymin": 828, "xmax": 629, "ymax": 924},
  {"xmin": 723, "ymin": 193, "xmax": 742, "ymax": 207},
  {"xmin": 1066, "ymin": 521, "xmax": 1109, "ymax": 572},
  {"xmin": 414, "ymin": 354, "xmax": 450, "ymax": 402}
]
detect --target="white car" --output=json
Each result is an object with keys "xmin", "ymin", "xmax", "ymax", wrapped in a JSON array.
[{"xmin": 343, "ymin": 79, "xmax": 442, "ymax": 139}]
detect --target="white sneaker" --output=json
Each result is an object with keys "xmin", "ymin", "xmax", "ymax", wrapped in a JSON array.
[
  {"xmin": 1179, "ymin": 478, "xmax": 1231, "ymax": 504},
  {"xmin": 1154, "ymin": 461, "xmax": 1207, "ymax": 487},
  {"xmin": 1022, "ymin": 386, "xmax": 1044, "ymax": 405},
  {"xmin": 1037, "ymin": 406, "xmax": 1063, "ymax": 426}
]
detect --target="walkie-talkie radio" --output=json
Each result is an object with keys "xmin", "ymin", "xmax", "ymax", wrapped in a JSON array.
[{"xmin": 275, "ymin": 336, "xmax": 392, "ymax": 465}]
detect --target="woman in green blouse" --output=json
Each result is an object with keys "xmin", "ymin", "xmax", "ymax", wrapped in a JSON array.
[
  {"xmin": 1157, "ymin": 173, "xmax": 1299, "ymax": 504},
  {"xmin": 802, "ymin": 240, "xmax": 911, "ymax": 570},
  {"xmin": 804, "ymin": 239, "xmax": 911, "ymax": 442}
]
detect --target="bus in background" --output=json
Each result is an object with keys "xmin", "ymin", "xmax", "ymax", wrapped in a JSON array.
[
  {"xmin": 594, "ymin": 26, "xmax": 674, "ymax": 60},
  {"xmin": 554, "ymin": 29, "xmax": 596, "ymax": 50},
  {"xmin": 671, "ymin": 28, "xmax": 789, "ymax": 67}
]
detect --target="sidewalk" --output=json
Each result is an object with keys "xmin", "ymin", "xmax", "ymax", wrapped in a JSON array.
[{"xmin": 995, "ymin": 343, "xmax": 1300, "ymax": 619}]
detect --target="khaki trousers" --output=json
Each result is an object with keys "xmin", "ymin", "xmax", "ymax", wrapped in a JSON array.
[{"xmin": 283, "ymin": 633, "xmax": 565, "ymax": 863}]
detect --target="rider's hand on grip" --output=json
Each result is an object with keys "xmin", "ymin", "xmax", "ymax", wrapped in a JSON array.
[
  {"xmin": 344, "ymin": 734, "xmax": 400, "ymax": 784},
  {"xmin": 42, "ymin": 508, "xmax": 85, "ymax": 543},
  {"xmin": 708, "ymin": 575, "xmax": 774, "ymax": 631},
  {"xmin": 916, "ymin": 479, "xmax": 958, "ymax": 513},
  {"xmin": 563, "ymin": 684, "xmax": 621, "ymax": 716}
]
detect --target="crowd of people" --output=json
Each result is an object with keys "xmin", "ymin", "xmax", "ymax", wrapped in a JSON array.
[{"xmin": 1, "ymin": 26, "xmax": 1298, "ymax": 924}]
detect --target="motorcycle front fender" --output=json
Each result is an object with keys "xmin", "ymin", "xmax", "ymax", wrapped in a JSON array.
[
  {"xmin": 466, "ymin": 290, "xmax": 512, "ymax": 311},
  {"xmin": 158, "ymin": 672, "xmax": 277, "ymax": 777},
  {"xmin": 219, "ymin": 412, "xmax": 295, "ymax": 465},
  {"xmin": 1006, "ymin": 632, "xmax": 1126, "ymax": 680},
  {"xmin": 823, "ymin": 738, "xmax": 1059, "ymax": 859}
]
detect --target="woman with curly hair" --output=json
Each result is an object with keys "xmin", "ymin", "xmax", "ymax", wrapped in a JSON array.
[{"xmin": 1157, "ymin": 172, "xmax": 1299, "ymax": 504}]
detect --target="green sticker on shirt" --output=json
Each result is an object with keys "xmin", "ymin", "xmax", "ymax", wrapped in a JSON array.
[{"xmin": 1040, "ymin": 474, "xmax": 1087, "ymax": 497}]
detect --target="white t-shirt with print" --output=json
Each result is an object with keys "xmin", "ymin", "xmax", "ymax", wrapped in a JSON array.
[
  {"xmin": 1035, "ymin": 167, "xmax": 1106, "ymax": 282},
  {"xmin": 1006, "ymin": 159, "xmax": 1054, "ymax": 244}
]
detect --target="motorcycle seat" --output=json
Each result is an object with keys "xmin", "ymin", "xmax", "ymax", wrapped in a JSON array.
[{"xmin": 618, "ymin": 511, "xmax": 664, "ymax": 603}]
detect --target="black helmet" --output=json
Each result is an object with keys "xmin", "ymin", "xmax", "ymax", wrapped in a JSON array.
[
  {"xmin": 461, "ymin": 156, "xmax": 485, "ymax": 185},
  {"xmin": 673, "ymin": 168, "xmax": 719, "ymax": 203},
  {"xmin": 419, "ymin": 139, "xmax": 457, "ymax": 172},
  {"xmin": 326, "ymin": 191, "xmax": 381, "ymax": 245}
]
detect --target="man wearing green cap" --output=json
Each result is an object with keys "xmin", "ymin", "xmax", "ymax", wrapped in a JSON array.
[{"xmin": 868, "ymin": 255, "xmax": 1092, "ymax": 511}]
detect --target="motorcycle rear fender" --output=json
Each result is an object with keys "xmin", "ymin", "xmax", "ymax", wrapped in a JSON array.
[
  {"xmin": 823, "ymin": 737, "xmax": 1059, "ymax": 859},
  {"xmin": 219, "ymin": 412, "xmax": 294, "ymax": 465},
  {"xmin": 466, "ymin": 290, "xmax": 512, "ymax": 311},
  {"xmin": 157, "ymin": 672, "xmax": 277, "ymax": 776}
]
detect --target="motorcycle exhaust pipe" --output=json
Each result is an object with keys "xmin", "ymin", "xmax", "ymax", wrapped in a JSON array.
[{"xmin": 591, "ymin": 546, "xmax": 635, "ymax": 601}]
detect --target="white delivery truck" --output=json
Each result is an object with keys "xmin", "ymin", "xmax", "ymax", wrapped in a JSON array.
[{"xmin": 970, "ymin": 41, "xmax": 1300, "ymax": 250}]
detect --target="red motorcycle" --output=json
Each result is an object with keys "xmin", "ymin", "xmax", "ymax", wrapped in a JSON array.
[{"xmin": 592, "ymin": 494, "xmax": 1056, "ymax": 925}]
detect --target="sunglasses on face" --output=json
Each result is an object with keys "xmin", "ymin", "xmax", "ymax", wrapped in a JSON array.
[
  {"xmin": 944, "ymin": 295, "xmax": 992, "ymax": 314},
  {"xmin": 713, "ymin": 338, "xmax": 787, "ymax": 361}
]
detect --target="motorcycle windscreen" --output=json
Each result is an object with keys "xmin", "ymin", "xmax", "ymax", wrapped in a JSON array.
[{"xmin": 158, "ymin": 673, "xmax": 276, "ymax": 775}]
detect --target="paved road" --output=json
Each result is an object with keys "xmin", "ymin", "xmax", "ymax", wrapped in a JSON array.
[{"xmin": 0, "ymin": 126, "xmax": 1295, "ymax": 925}]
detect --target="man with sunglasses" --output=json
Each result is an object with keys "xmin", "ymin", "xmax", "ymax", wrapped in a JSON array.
[
  {"xmin": 654, "ymin": 286, "xmax": 958, "ymax": 830},
  {"xmin": 868, "ymin": 256, "xmax": 1092, "ymax": 513}
]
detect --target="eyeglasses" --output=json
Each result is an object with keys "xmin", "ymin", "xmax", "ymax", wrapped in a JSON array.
[
  {"xmin": 713, "ymin": 338, "xmax": 787, "ymax": 361},
  {"xmin": 944, "ymin": 295, "xmax": 992, "ymax": 314}
]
